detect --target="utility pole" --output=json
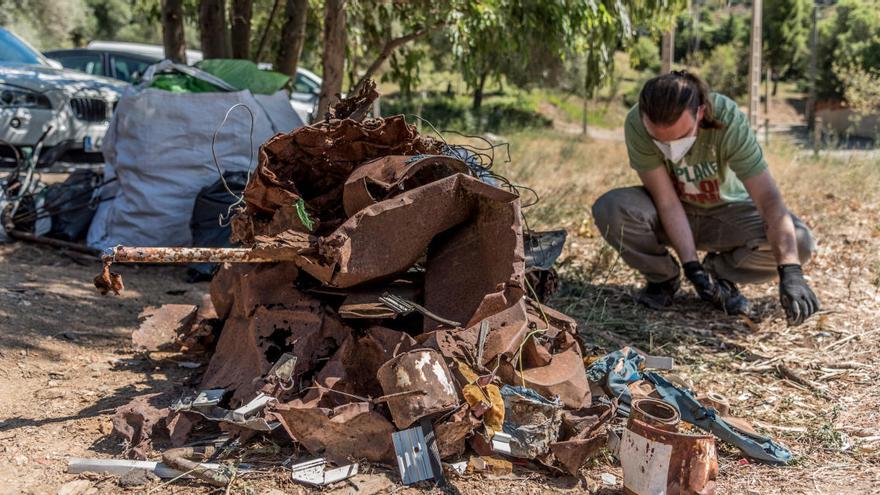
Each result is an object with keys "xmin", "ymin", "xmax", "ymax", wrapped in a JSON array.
[
  {"xmin": 747, "ymin": 0, "xmax": 763, "ymax": 129},
  {"xmin": 661, "ymin": 29, "xmax": 675, "ymax": 73}
]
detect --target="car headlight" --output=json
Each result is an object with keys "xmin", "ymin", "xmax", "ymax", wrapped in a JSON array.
[{"xmin": 0, "ymin": 84, "xmax": 52, "ymax": 109}]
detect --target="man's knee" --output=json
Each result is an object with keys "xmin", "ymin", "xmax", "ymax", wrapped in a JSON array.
[
  {"xmin": 592, "ymin": 187, "xmax": 650, "ymax": 240},
  {"xmin": 796, "ymin": 224, "xmax": 816, "ymax": 265}
]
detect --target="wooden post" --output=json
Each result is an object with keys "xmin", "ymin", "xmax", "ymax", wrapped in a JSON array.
[
  {"xmin": 661, "ymin": 29, "xmax": 674, "ymax": 73},
  {"xmin": 747, "ymin": 0, "xmax": 763, "ymax": 129},
  {"xmin": 808, "ymin": 2, "xmax": 819, "ymax": 154}
]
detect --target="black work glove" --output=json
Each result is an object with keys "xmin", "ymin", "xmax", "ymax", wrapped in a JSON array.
[
  {"xmin": 683, "ymin": 261, "xmax": 717, "ymax": 302},
  {"xmin": 778, "ymin": 264, "xmax": 819, "ymax": 325}
]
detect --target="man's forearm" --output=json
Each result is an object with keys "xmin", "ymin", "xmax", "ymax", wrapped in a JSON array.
[
  {"xmin": 764, "ymin": 201, "xmax": 800, "ymax": 265},
  {"xmin": 657, "ymin": 200, "xmax": 698, "ymax": 264}
]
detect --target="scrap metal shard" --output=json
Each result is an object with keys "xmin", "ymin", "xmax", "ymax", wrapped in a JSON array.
[
  {"xmin": 271, "ymin": 402, "xmax": 396, "ymax": 464},
  {"xmin": 133, "ymin": 304, "xmax": 198, "ymax": 352}
]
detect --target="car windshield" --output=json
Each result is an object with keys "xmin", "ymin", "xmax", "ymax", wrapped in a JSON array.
[{"xmin": 0, "ymin": 28, "xmax": 46, "ymax": 65}]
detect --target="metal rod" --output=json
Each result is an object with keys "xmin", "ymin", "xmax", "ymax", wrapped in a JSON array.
[{"xmin": 103, "ymin": 246, "xmax": 300, "ymax": 264}]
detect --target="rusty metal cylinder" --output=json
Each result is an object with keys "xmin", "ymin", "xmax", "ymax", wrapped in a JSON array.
[
  {"xmin": 376, "ymin": 349, "xmax": 459, "ymax": 429},
  {"xmin": 630, "ymin": 398, "xmax": 681, "ymax": 432}
]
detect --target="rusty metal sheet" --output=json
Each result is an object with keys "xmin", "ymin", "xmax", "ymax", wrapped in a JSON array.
[
  {"xmin": 342, "ymin": 155, "xmax": 469, "ymax": 217},
  {"xmin": 201, "ymin": 297, "xmax": 349, "ymax": 406},
  {"xmin": 500, "ymin": 331, "xmax": 590, "ymax": 409},
  {"xmin": 428, "ymin": 297, "xmax": 531, "ymax": 368},
  {"xmin": 621, "ymin": 418, "xmax": 718, "ymax": 495},
  {"xmin": 377, "ymin": 349, "xmax": 459, "ymax": 429},
  {"xmin": 210, "ymin": 262, "xmax": 301, "ymax": 320},
  {"xmin": 422, "ymin": 176, "xmax": 525, "ymax": 331},
  {"xmin": 132, "ymin": 304, "xmax": 198, "ymax": 352},
  {"xmin": 271, "ymin": 402, "xmax": 396, "ymax": 464}
]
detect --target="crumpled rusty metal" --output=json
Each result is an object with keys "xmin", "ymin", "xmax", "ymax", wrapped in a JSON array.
[
  {"xmin": 271, "ymin": 402, "xmax": 396, "ymax": 464},
  {"xmin": 303, "ymin": 326, "xmax": 418, "ymax": 407},
  {"xmin": 132, "ymin": 304, "xmax": 198, "ymax": 352},
  {"xmin": 201, "ymin": 295, "xmax": 349, "ymax": 406},
  {"xmin": 112, "ymin": 394, "xmax": 169, "ymax": 460},
  {"xmin": 499, "ymin": 326, "xmax": 589, "ymax": 410},
  {"xmin": 434, "ymin": 406, "xmax": 481, "ymax": 459},
  {"xmin": 549, "ymin": 402, "xmax": 617, "ymax": 475},
  {"xmin": 376, "ymin": 349, "xmax": 460, "ymax": 429},
  {"xmin": 342, "ymin": 155, "xmax": 468, "ymax": 217},
  {"xmin": 237, "ymin": 115, "xmax": 442, "ymax": 238}
]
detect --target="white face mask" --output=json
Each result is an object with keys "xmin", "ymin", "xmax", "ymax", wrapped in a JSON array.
[{"xmin": 653, "ymin": 135, "xmax": 697, "ymax": 163}]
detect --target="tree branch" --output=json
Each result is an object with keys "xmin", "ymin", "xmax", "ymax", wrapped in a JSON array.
[{"xmin": 352, "ymin": 25, "xmax": 440, "ymax": 93}]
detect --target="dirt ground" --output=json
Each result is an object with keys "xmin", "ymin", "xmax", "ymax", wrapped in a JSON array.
[{"xmin": 1, "ymin": 129, "xmax": 879, "ymax": 494}]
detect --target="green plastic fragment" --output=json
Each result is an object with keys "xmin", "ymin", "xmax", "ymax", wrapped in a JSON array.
[{"xmin": 295, "ymin": 199, "xmax": 315, "ymax": 232}]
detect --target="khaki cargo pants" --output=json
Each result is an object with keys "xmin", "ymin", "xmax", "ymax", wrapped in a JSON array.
[{"xmin": 591, "ymin": 186, "xmax": 816, "ymax": 284}]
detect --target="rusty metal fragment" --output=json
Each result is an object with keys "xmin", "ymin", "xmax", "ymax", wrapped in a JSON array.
[
  {"xmin": 377, "ymin": 349, "xmax": 459, "ymax": 429},
  {"xmin": 271, "ymin": 402, "xmax": 396, "ymax": 464},
  {"xmin": 500, "ymin": 331, "xmax": 590, "ymax": 410},
  {"xmin": 112, "ymin": 394, "xmax": 169, "ymax": 460},
  {"xmin": 94, "ymin": 262, "xmax": 123, "ymax": 295},
  {"xmin": 133, "ymin": 304, "xmax": 198, "ymax": 352}
]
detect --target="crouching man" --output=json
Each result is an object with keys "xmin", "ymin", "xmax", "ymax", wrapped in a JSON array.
[{"xmin": 592, "ymin": 70, "xmax": 819, "ymax": 325}]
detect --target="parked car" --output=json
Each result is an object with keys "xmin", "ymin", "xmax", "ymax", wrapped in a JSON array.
[
  {"xmin": 46, "ymin": 42, "xmax": 322, "ymax": 122},
  {"xmin": 0, "ymin": 27, "xmax": 125, "ymax": 166}
]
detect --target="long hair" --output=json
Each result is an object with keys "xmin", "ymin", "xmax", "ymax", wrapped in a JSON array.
[{"xmin": 638, "ymin": 70, "xmax": 725, "ymax": 130}]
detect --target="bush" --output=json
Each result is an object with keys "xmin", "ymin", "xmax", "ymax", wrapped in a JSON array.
[
  {"xmin": 382, "ymin": 95, "xmax": 552, "ymax": 134},
  {"xmin": 700, "ymin": 43, "xmax": 748, "ymax": 98},
  {"xmin": 629, "ymin": 36, "xmax": 661, "ymax": 73}
]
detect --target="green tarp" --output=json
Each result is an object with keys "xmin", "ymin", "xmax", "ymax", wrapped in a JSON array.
[{"xmin": 196, "ymin": 59, "xmax": 290, "ymax": 95}]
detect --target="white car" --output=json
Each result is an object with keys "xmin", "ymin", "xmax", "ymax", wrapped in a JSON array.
[
  {"xmin": 0, "ymin": 28, "xmax": 125, "ymax": 166},
  {"xmin": 49, "ymin": 41, "xmax": 322, "ymax": 123}
]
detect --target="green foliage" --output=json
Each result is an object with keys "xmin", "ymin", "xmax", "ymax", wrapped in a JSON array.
[
  {"xmin": 673, "ymin": 5, "xmax": 749, "ymax": 64},
  {"xmin": 818, "ymin": 0, "xmax": 880, "ymax": 100},
  {"xmin": 629, "ymin": 36, "xmax": 660, "ymax": 72},
  {"xmin": 762, "ymin": 0, "xmax": 811, "ymax": 78},
  {"xmin": 383, "ymin": 94, "xmax": 552, "ymax": 134},
  {"xmin": 699, "ymin": 42, "xmax": 748, "ymax": 98},
  {"xmin": 448, "ymin": 0, "xmax": 685, "ymax": 109}
]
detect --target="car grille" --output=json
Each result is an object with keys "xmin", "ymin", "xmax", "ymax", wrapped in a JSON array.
[{"xmin": 70, "ymin": 98, "xmax": 108, "ymax": 122}]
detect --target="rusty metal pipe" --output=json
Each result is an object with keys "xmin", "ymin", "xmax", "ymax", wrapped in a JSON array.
[{"xmin": 102, "ymin": 246, "xmax": 299, "ymax": 264}]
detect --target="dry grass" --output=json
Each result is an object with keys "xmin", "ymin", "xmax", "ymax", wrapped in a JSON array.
[{"xmin": 489, "ymin": 130, "xmax": 880, "ymax": 494}]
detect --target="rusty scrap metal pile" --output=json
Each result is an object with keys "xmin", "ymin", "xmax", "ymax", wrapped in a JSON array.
[{"xmin": 95, "ymin": 92, "xmax": 793, "ymax": 492}]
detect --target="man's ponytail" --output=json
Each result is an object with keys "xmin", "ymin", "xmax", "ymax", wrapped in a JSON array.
[{"xmin": 639, "ymin": 70, "xmax": 725, "ymax": 130}]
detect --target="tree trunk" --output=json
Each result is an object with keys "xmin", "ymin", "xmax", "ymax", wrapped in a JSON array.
[
  {"xmin": 253, "ymin": 0, "xmax": 282, "ymax": 63},
  {"xmin": 199, "ymin": 0, "xmax": 230, "ymax": 59},
  {"xmin": 276, "ymin": 0, "xmax": 308, "ymax": 77},
  {"xmin": 472, "ymin": 70, "xmax": 488, "ymax": 111},
  {"xmin": 161, "ymin": 0, "xmax": 187, "ymax": 63},
  {"xmin": 230, "ymin": 0, "xmax": 253, "ymax": 59},
  {"xmin": 317, "ymin": 0, "xmax": 346, "ymax": 118}
]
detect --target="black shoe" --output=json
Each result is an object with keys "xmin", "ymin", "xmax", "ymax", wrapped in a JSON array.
[
  {"xmin": 637, "ymin": 276, "xmax": 680, "ymax": 310},
  {"xmin": 713, "ymin": 278, "xmax": 751, "ymax": 316}
]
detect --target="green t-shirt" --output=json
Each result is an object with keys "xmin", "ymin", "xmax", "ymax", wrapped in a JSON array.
[{"xmin": 624, "ymin": 93, "xmax": 767, "ymax": 207}]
